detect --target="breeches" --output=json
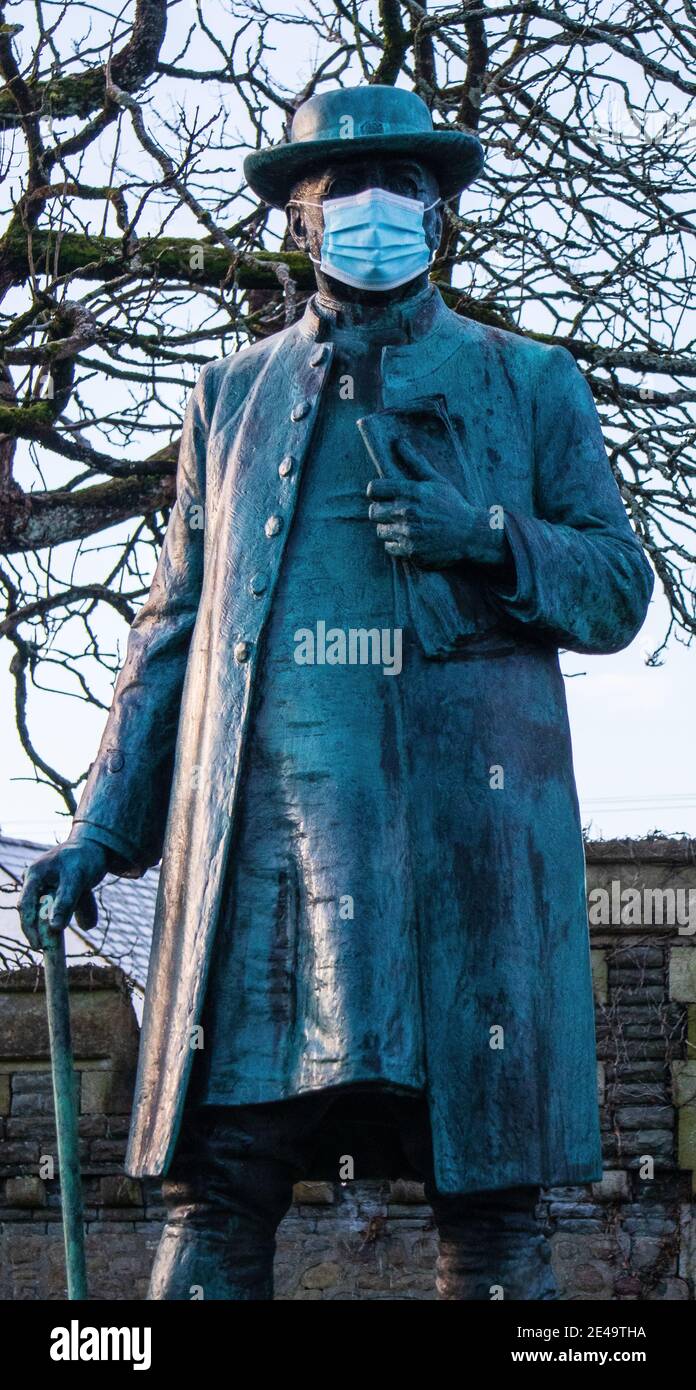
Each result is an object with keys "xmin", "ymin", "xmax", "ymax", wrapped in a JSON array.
[{"xmin": 148, "ymin": 1091, "xmax": 557, "ymax": 1301}]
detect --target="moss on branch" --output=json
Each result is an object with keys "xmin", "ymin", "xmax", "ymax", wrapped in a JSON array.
[
  {"xmin": 0, "ymin": 400, "xmax": 55, "ymax": 434},
  {"xmin": 0, "ymin": 226, "xmax": 316, "ymax": 290}
]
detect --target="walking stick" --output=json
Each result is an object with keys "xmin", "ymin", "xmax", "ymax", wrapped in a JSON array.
[{"xmin": 43, "ymin": 927, "xmax": 88, "ymax": 1300}]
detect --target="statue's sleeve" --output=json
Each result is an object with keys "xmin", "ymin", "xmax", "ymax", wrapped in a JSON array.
[
  {"xmin": 69, "ymin": 364, "xmax": 215, "ymax": 875},
  {"xmin": 487, "ymin": 345, "xmax": 654, "ymax": 653}
]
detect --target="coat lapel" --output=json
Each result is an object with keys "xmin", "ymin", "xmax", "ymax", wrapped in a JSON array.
[{"xmin": 126, "ymin": 321, "xmax": 334, "ymax": 1175}]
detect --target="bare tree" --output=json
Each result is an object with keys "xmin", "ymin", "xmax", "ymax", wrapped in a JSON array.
[{"xmin": 0, "ymin": 0, "xmax": 694, "ymax": 817}]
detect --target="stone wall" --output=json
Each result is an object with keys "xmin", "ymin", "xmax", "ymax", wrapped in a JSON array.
[
  {"xmin": 1, "ymin": 838, "xmax": 695, "ymax": 1300},
  {"xmin": 0, "ymin": 965, "xmax": 159, "ymax": 1300}
]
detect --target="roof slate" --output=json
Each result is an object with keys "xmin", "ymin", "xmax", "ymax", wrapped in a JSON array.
[{"xmin": 0, "ymin": 835, "xmax": 158, "ymax": 989}]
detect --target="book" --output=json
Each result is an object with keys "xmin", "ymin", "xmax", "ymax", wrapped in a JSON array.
[{"xmin": 357, "ymin": 396, "xmax": 500, "ymax": 657}]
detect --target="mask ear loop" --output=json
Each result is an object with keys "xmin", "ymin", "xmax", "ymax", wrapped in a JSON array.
[
  {"xmin": 422, "ymin": 193, "xmax": 461, "ymax": 269},
  {"xmin": 286, "ymin": 198, "xmax": 327, "ymax": 267}
]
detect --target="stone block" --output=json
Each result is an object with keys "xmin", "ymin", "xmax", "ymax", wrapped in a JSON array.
[
  {"xmin": 617, "ymin": 1041, "xmax": 674, "ymax": 1059},
  {"xmin": 627, "ymin": 1174, "xmax": 685, "ymax": 1201},
  {"xmin": 0, "ymin": 1074, "xmax": 10, "ymax": 1115},
  {"xmin": 99, "ymin": 1175, "xmax": 142, "ymax": 1207},
  {"xmin": 386, "ymin": 1202, "xmax": 430, "ymax": 1220},
  {"xmin": 620, "ymin": 1129, "xmax": 674, "ymax": 1158},
  {"xmin": 614, "ymin": 1273, "xmax": 642, "ymax": 1297},
  {"xmin": 554, "ymin": 1219, "xmax": 605, "ymax": 1234},
  {"xmin": 612, "ymin": 1083, "xmax": 670, "ymax": 1105},
  {"xmin": 81, "ymin": 1070, "xmax": 111, "ymax": 1115},
  {"xmin": 11, "ymin": 1090, "xmax": 55, "ymax": 1118},
  {"xmin": 6, "ymin": 1117, "xmax": 57, "ymax": 1140},
  {"xmin": 600, "ymin": 1133, "xmax": 618, "ymax": 1159},
  {"xmin": 592, "ymin": 1170, "xmax": 630, "ymax": 1202},
  {"xmin": 0, "ymin": 968, "xmax": 139, "ymax": 1113},
  {"xmin": 669, "ymin": 948, "xmax": 696, "ymax": 1003},
  {"xmin": 591, "ymin": 950, "xmax": 608, "ymax": 1003},
  {"xmin": 645, "ymin": 1277, "xmax": 690, "ymax": 1300},
  {"xmin": 77, "ymin": 1115, "xmax": 108, "ymax": 1138},
  {"xmin": 389, "ymin": 1179, "xmax": 426, "ymax": 1204},
  {"xmin": 621, "ymin": 1217, "xmax": 677, "ymax": 1236},
  {"xmin": 616, "ymin": 1105, "xmax": 674, "ymax": 1130},
  {"xmin": 631, "ymin": 1235, "xmax": 676, "ymax": 1271},
  {"xmin": 610, "ymin": 967, "xmax": 664, "ymax": 985},
  {"xmin": 549, "ymin": 1201, "xmax": 603, "ymax": 1219},
  {"xmin": 569, "ymin": 1263, "xmax": 610, "ymax": 1295},
  {"xmin": 301, "ymin": 1261, "xmax": 342, "ymax": 1290},
  {"xmin": 5, "ymin": 1176, "xmax": 46, "ymax": 1208},
  {"xmin": 0, "ymin": 1141, "xmax": 39, "ymax": 1166},
  {"xmin": 610, "ymin": 1060, "xmax": 668, "ymax": 1081},
  {"xmin": 386, "ymin": 1270, "xmax": 436, "ymax": 1293},
  {"xmin": 678, "ymin": 1203, "xmax": 696, "ymax": 1282},
  {"xmin": 676, "ymin": 1102, "xmax": 696, "ymax": 1174},
  {"xmin": 551, "ymin": 1232, "xmax": 615, "ymax": 1300},
  {"xmin": 105, "ymin": 1116, "xmax": 132, "ymax": 1137},
  {"xmin": 10, "ymin": 1072, "xmax": 52, "ymax": 1095},
  {"xmin": 292, "ymin": 1182, "xmax": 335, "ymax": 1205},
  {"xmin": 623, "ymin": 1022, "xmax": 675, "ymax": 1041},
  {"xmin": 672, "ymin": 1060, "xmax": 696, "ymax": 1108},
  {"xmin": 0, "ymin": 1207, "xmax": 33, "ymax": 1222},
  {"xmin": 88, "ymin": 1139, "xmax": 127, "ymax": 1164}
]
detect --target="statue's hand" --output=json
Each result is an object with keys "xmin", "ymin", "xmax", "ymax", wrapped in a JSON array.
[
  {"xmin": 19, "ymin": 840, "xmax": 108, "ymax": 949},
  {"xmin": 367, "ymin": 440, "xmax": 507, "ymax": 571}
]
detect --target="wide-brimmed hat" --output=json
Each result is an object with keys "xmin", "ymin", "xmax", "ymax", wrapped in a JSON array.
[{"xmin": 244, "ymin": 85, "xmax": 484, "ymax": 208}]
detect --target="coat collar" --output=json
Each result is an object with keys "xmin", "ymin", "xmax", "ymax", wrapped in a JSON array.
[
  {"xmin": 299, "ymin": 282, "xmax": 438, "ymax": 341},
  {"xmin": 296, "ymin": 283, "xmax": 468, "ymax": 382}
]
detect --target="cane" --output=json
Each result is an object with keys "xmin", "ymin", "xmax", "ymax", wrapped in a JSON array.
[{"xmin": 43, "ymin": 925, "xmax": 89, "ymax": 1300}]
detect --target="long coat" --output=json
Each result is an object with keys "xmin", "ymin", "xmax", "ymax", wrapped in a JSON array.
[{"xmin": 73, "ymin": 290, "xmax": 653, "ymax": 1187}]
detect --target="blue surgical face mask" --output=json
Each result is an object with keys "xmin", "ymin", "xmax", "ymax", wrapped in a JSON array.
[{"xmin": 289, "ymin": 186, "xmax": 441, "ymax": 291}]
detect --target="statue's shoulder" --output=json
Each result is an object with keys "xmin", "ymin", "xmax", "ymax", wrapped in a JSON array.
[
  {"xmin": 444, "ymin": 304, "xmax": 575, "ymax": 381},
  {"xmin": 202, "ymin": 330, "xmax": 280, "ymax": 386},
  {"xmin": 194, "ymin": 327, "xmax": 291, "ymax": 420}
]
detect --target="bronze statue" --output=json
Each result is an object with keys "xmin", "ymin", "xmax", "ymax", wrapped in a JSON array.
[{"xmin": 21, "ymin": 85, "xmax": 653, "ymax": 1300}]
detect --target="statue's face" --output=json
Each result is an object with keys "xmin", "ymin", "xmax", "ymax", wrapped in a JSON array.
[{"xmin": 286, "ymin": 157, "xmax": 442, "ymax": 302}]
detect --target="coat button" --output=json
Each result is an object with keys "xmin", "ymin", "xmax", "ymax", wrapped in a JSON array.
[
  {"xmin": 249, "ymin": 572, "xmax": 267, "ymax": 596},
  {"xmin": 309, "ymin": 346, "xmax": 328, "ymax": 368},
  {"xmin": 234, "ymin": 641, "xmax": 251, "ymax": 663},
  {"xmin": 264, "ymin": 515, "xmax": 283, "ymax": 538},
  {"xmin": 291, "ymin": 399, "xmax": 311, "ymax": 422},
  {"xmin": 279, "ymin": 454, "xmax": 295, "ymax": 478}
]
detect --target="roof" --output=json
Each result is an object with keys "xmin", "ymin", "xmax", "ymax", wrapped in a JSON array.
[{"xmin": 0, "ymin": 835, "xmax": 158, "ymax": 990}]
